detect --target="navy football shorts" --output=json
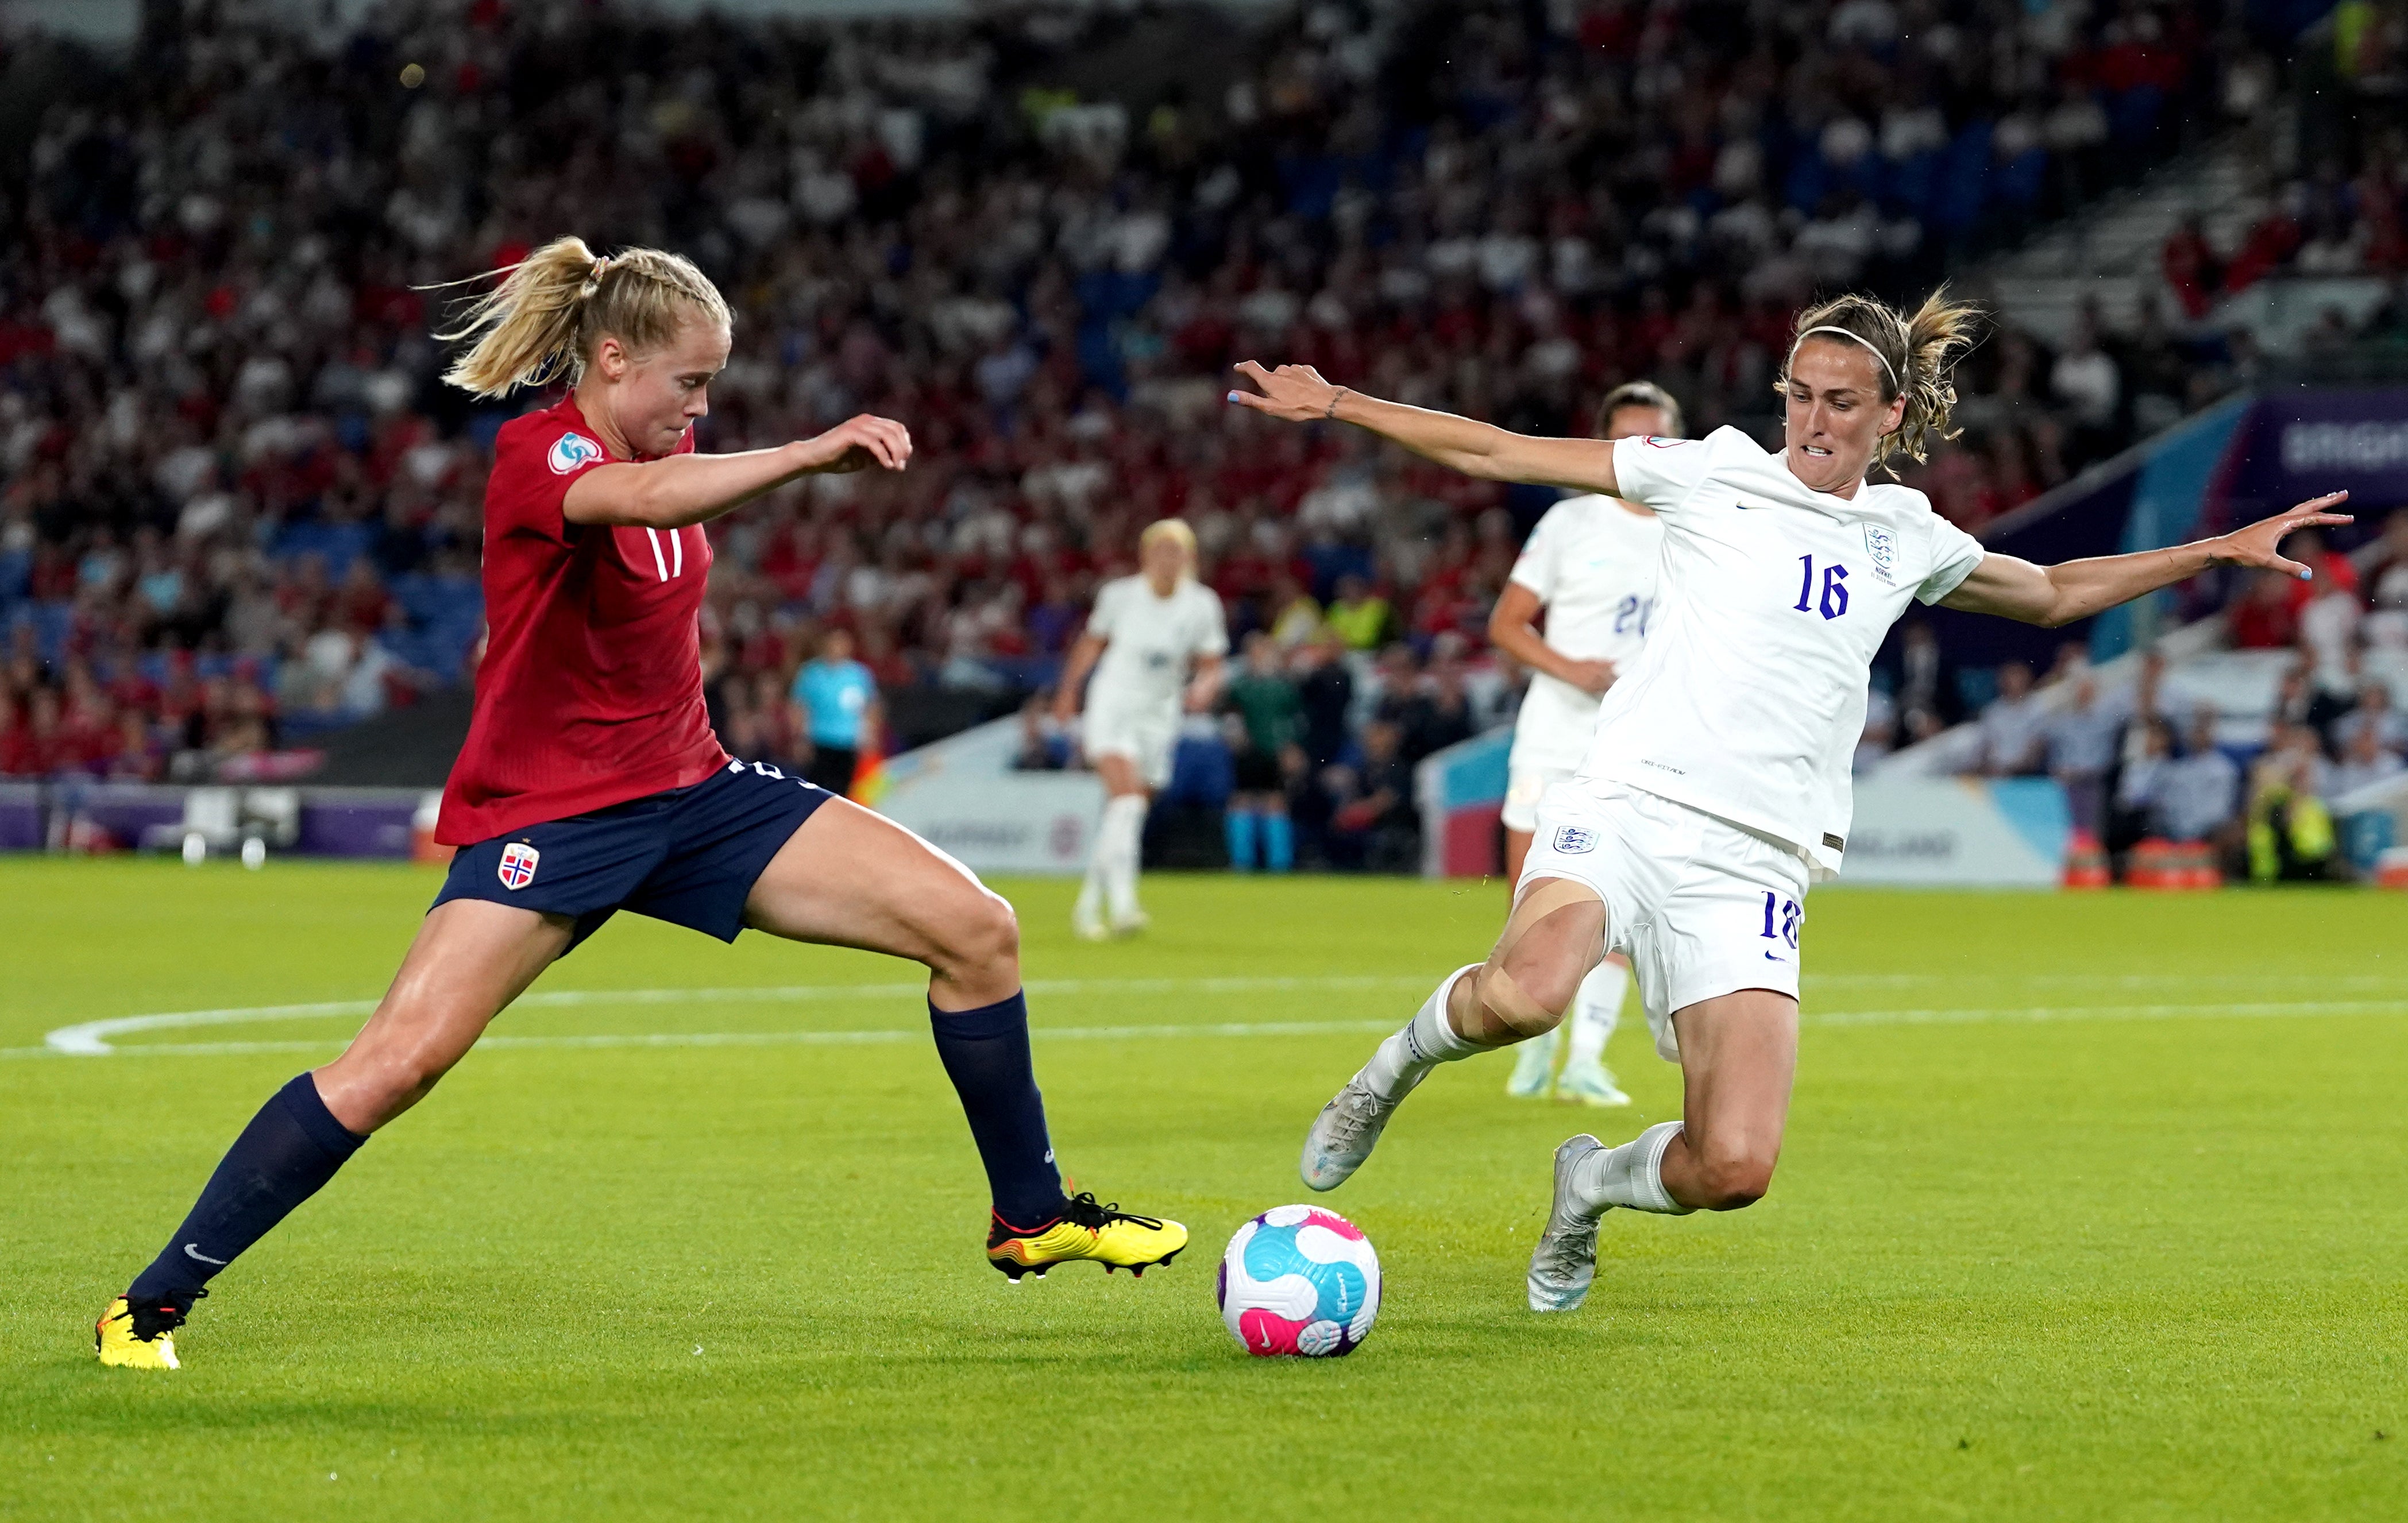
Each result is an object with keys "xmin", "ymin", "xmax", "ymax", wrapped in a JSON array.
[{"xmin": 433, "ymin": 759, "xmax": 835, "ymax": 952}]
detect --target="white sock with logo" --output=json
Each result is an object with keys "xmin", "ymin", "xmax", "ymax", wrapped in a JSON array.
[
  {"xmin": 1565, "ymin": 960, "xmax": 1628, "ymax": 1068},
  {"xmin": 1100, "ymin": 794, "xmax": 1148, "ymax": 921},
  {"xmin": 1569, "ymin": 1120, "xmax": 1694, "ymax": 1216},
  {"xmin": 1359, "ymin": 965, "xmax": 1483, "ymax": 1100}
]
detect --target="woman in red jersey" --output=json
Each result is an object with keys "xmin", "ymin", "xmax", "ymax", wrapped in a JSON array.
[{"xmin": 97, "ymin": 239, "xmax": 1186, "ymax": 1371}]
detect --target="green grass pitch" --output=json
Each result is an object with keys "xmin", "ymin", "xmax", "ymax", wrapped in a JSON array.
[{"xmin": 3, "ymin": 859, "xmax": 2404, "ymax": 1521}]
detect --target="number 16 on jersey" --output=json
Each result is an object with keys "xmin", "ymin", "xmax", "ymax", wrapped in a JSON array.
[{"xmin": 1793, "ymin": 556, "xmax": 1849, "ymax": 620}]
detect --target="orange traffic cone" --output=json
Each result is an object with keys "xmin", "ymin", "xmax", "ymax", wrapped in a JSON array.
[{"xmin": 2061, "ymin": 829, "xmax": 2109, "ymax": 889}]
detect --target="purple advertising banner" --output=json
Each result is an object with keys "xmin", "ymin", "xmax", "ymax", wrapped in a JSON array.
[
  {"xmin": 296, "ymin": 798, "xmax": 418, "ymax": 857},
  {"xmin": 0, "ymin": 785, "xmax": 432, "ymax": 857},
  {"xmin": 0, "ymin": 785, "xmax": 41, "ymax": 849},
  {"xmin": 2217, "ymin": 389, "xmax": 2408, "ymax": 533}
]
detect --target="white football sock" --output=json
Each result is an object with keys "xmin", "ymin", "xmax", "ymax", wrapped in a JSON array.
[
  {"xmin": 1565, "ymin": 960, "xmax": 1629, "ymax": 1068},
  {"xmin": 1359, "ymin": 964, "xmax": 1482, "ymax": 1100},
  {"xmin": 1101, "ymin": 794, "xmax": 1148, "ymax": 921},
  {"xmin": 1570, "ymin": 1120, "xmax": 1695, "ymax": 1216},
  {"xmin": 1075, "ymin": 830, "xmax": 1110, "ymax": 923}
]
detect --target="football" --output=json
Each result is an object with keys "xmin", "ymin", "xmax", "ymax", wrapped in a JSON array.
[{"xmin": 1215, "ymin": 1205, "xmax": 1381, "ymax": 1357}]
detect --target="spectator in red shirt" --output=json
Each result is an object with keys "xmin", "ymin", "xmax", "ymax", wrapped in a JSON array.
[
  {"xmin": 2229, "ymin": 568, "xmax": 2302, "ymax": 648},
  {"xmin": 2278, "ymin": 528, "xmax": 2360, "ymax": 610}
]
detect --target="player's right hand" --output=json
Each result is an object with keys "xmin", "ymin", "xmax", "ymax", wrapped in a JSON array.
[
  {"xmin": 1561, "ymin": 658, "xmax": 1616, "ymax": 696},
  {"xmin": 1228, "ymin": 361, "xmax": 1341, "ymax": 422},
  {"xmin": 799, "ymin": 414, "xmax": 912, "ymax": 474}
]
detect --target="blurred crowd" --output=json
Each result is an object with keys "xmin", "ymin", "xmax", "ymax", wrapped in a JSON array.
[
  {"xmin": 2159, "ymin": 0, "xmax": 2408, "ymax": 321},
  {"xmin": 1911, "ymin": 507, "xmax": 2408, "ymax": 883},
  {"xmin": 1015, "ymin": 625, "xmax": 1511, "ymax": 872},
  {"xmin": 1, "ymin": 0, "xmax": 2293, "ymax": 787}
]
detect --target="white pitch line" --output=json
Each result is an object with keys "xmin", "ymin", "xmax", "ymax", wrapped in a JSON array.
[
  {"xmin": 16, "ymin": 1018, "xmax": 1411, "ymax": 1061},
  {"xmin": 26, "ymin": 975, "xmax": 1444, "ymax": 1057},
  {"xmin": 6, "ymin": 990, "xmax": 2403, "ymax": 1062}
]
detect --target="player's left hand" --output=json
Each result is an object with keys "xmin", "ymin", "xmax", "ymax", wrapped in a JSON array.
[
  {"xmin": 2209, "ymin": 492, "xmax": 2351, "ymax": 579},
  {"xmin": 800, "ymin": 413, "xmax": 913, "ymax": 474}
]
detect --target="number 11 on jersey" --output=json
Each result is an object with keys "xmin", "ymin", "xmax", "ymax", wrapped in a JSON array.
[{"xmin": 1792, "ymin": 556, "xmax": 1850, "ymax": 620}]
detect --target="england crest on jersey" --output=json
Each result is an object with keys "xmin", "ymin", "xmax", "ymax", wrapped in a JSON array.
[
  {"xmin": 497, "ymin": 841, "xmax": 541, "ymax": 890},
  {"xmin": 1552, "ymin": 825, "xmax": 1597, "ymax": 855},
  {"xmin": 1862, "ymin": 523, "xmax": 1898, "ymax": 583},
  {"xmin": 547, "ymin": 432, "xmax": 604, "ymax": 475}
]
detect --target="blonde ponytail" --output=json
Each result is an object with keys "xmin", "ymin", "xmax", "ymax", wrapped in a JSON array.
[
  {"xmin": 433, "ymin": 236, "xmax": 735, "ymax": 399},
  {"xmin": 1777, "ymin": 285, "xmax": 1983, "ymax": 474}
]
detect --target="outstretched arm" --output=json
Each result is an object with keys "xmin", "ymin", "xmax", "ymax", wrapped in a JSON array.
[
  {"xmin": 1228, "ymin": 362, "xmax": 1619, "ymax": 496},
  {"xmin": 564, "ymin": 414, "xmax": 912, "ymax": 529},
  {"xmin": 1942, "ymin": 494, "xmax": 2351, "ymax": 627}
]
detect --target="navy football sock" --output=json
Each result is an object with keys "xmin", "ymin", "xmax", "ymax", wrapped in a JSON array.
[
  {"xmin": 125, "ymin": 1073, "xmax": 367, "ymax": 1309},
  {"xmin": 928, "ymin": 991, "xmax": 1067, "ymax": 1228}
]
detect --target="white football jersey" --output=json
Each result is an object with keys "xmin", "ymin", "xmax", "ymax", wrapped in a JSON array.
[
  {"xmin": 1084, "ymin": 574, "xmax": 1229, "ymax": 718},
  {"xmin": 1508, "ymin": 494, "xmax": 1665, "ymax": 769},
  {"xmin": 1577, "ymin": 427, "xmax": 1988, "ymax": 877}
]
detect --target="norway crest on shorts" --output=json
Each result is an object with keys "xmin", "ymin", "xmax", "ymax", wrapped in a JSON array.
[
  {"xmin": 497, "ymin": 841, "xmax": 541, "ymax": 890},
  {"xmin": 1862, "ymin": 523, "xmax": 1898, "ymax": 583}
]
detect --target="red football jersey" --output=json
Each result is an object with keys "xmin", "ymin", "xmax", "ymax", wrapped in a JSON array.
[{"xmin": 437, "ymin": 397, "xmax": 730, "ymax": 845}]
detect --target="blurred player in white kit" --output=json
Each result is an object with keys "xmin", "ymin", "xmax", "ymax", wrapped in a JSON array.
[
  {"xmin": 1487, "ymin": 382, "xmax": 1681, "ymax": 1107},
  {"xmin": 1054, "ymin": 519, "xmax": 1228, "ymax": 940}
]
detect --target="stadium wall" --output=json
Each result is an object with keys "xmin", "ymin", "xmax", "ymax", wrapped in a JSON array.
[{"xmin": 872, "ymin": 718, "xmax": 1103, "ymax": 876}]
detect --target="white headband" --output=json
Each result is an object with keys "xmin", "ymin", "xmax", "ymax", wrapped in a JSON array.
[{"xmin": 1792, "ymin": 325, "xmax": 1897, "ymax": 388}]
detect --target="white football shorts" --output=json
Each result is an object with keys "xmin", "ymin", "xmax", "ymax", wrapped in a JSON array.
[
  {"xmin": 1516, "ymin": 782, "xmax": 1810, "ymax": 1062},
  {"xmin": 1081, "ymin": 702, "xmax": 1179, "ymax": 790},
  {"xmin": 1503, "ymin": 751, "xmax": 1580, "ymax": 834},
  {"xmin": 1502, "ymin": 690, "xmax": 1597, "ymax": 833}
]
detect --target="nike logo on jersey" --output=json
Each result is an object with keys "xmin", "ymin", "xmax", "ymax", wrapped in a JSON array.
[
  {"xmin": 183, "ymin": 1243, "xmax": 229, "ymax": 1266},
  {"xmin": 1763, "ymin": 952, "xmax": 1789, "ymax": 964},
  {"xmin": 1734, "ymin": 500, "xmax": 1771, "ymax": 510}
]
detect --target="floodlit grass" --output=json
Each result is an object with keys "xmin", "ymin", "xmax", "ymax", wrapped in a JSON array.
[{"xmin": 3, "ymin": 859, "xmax": 2404, "ymax": 1521}]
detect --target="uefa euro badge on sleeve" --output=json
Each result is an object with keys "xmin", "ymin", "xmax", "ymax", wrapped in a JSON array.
[
  {"xmin": 497, "ymin": 841, "xmax": 541, "ymax": 890},
  {"xmin": 1862, "ymin": 523, "xmax": 1898, "ymax": 584},
  {"xmin": 547, "ymin": 432, "xmax": 603, "ymax": 475},
  {"xmin": 1552, "ymin": 825, "xmax": 1596, "ymax": 855}
]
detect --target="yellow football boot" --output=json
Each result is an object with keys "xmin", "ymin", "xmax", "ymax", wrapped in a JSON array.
[
  {"xmin": 987, "ymin": 1192, "xmax": 1188, "ymax": 1282},
  {"xmin": 96, "ymin": 1293, "xmax": 193, "ymax": 1370}
]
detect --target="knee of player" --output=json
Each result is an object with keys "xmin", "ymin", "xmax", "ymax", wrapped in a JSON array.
[
  {"xmin": 1693, "ymin": 1147, "xmax": 1777, "ymax": 1211},
  {"xmin": 1468, "ymin": 964, "xmax": 1569, "ymax": 1040},
  {"xmin": 945, "ymin": 888, "xmax": 1020, "ymax": 971}
]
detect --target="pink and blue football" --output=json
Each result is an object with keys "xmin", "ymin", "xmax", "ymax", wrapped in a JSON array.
[{"xmin": 1215, "ymin": 1205, "xmax": 1381, "ymax": 1357}]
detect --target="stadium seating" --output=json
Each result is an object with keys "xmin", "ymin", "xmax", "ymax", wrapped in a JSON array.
[{"xmin": 0, "ymin": 0, "xmax": 2318, "ymax": 804}]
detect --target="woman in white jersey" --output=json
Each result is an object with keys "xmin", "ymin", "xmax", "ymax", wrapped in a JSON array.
[
  {"xmin": 1054, "ymin": 519, "xmax": 1229, "ymax": 940},
  {"xmin": 1491, "ymin": 380, "xmax": 1679, "ymax": 1108},
  {"xmin": 1230, "ymin": 288, "xmax": 2347, "ymax": 1313}
]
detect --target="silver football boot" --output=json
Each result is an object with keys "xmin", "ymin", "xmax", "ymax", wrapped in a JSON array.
[
  {"xmin": 1299, "ymin": 1072, "xmax": 1406, "ymax": 1192},
  {"xmin": 1527, "ymin": 1133, "xmax": 1607, "ymax": 1312}
]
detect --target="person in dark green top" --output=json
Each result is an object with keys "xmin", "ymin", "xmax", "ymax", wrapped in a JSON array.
[{"xmin": 1222, "ymin": 631, "xmax": 1305, "ymax": 871}]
